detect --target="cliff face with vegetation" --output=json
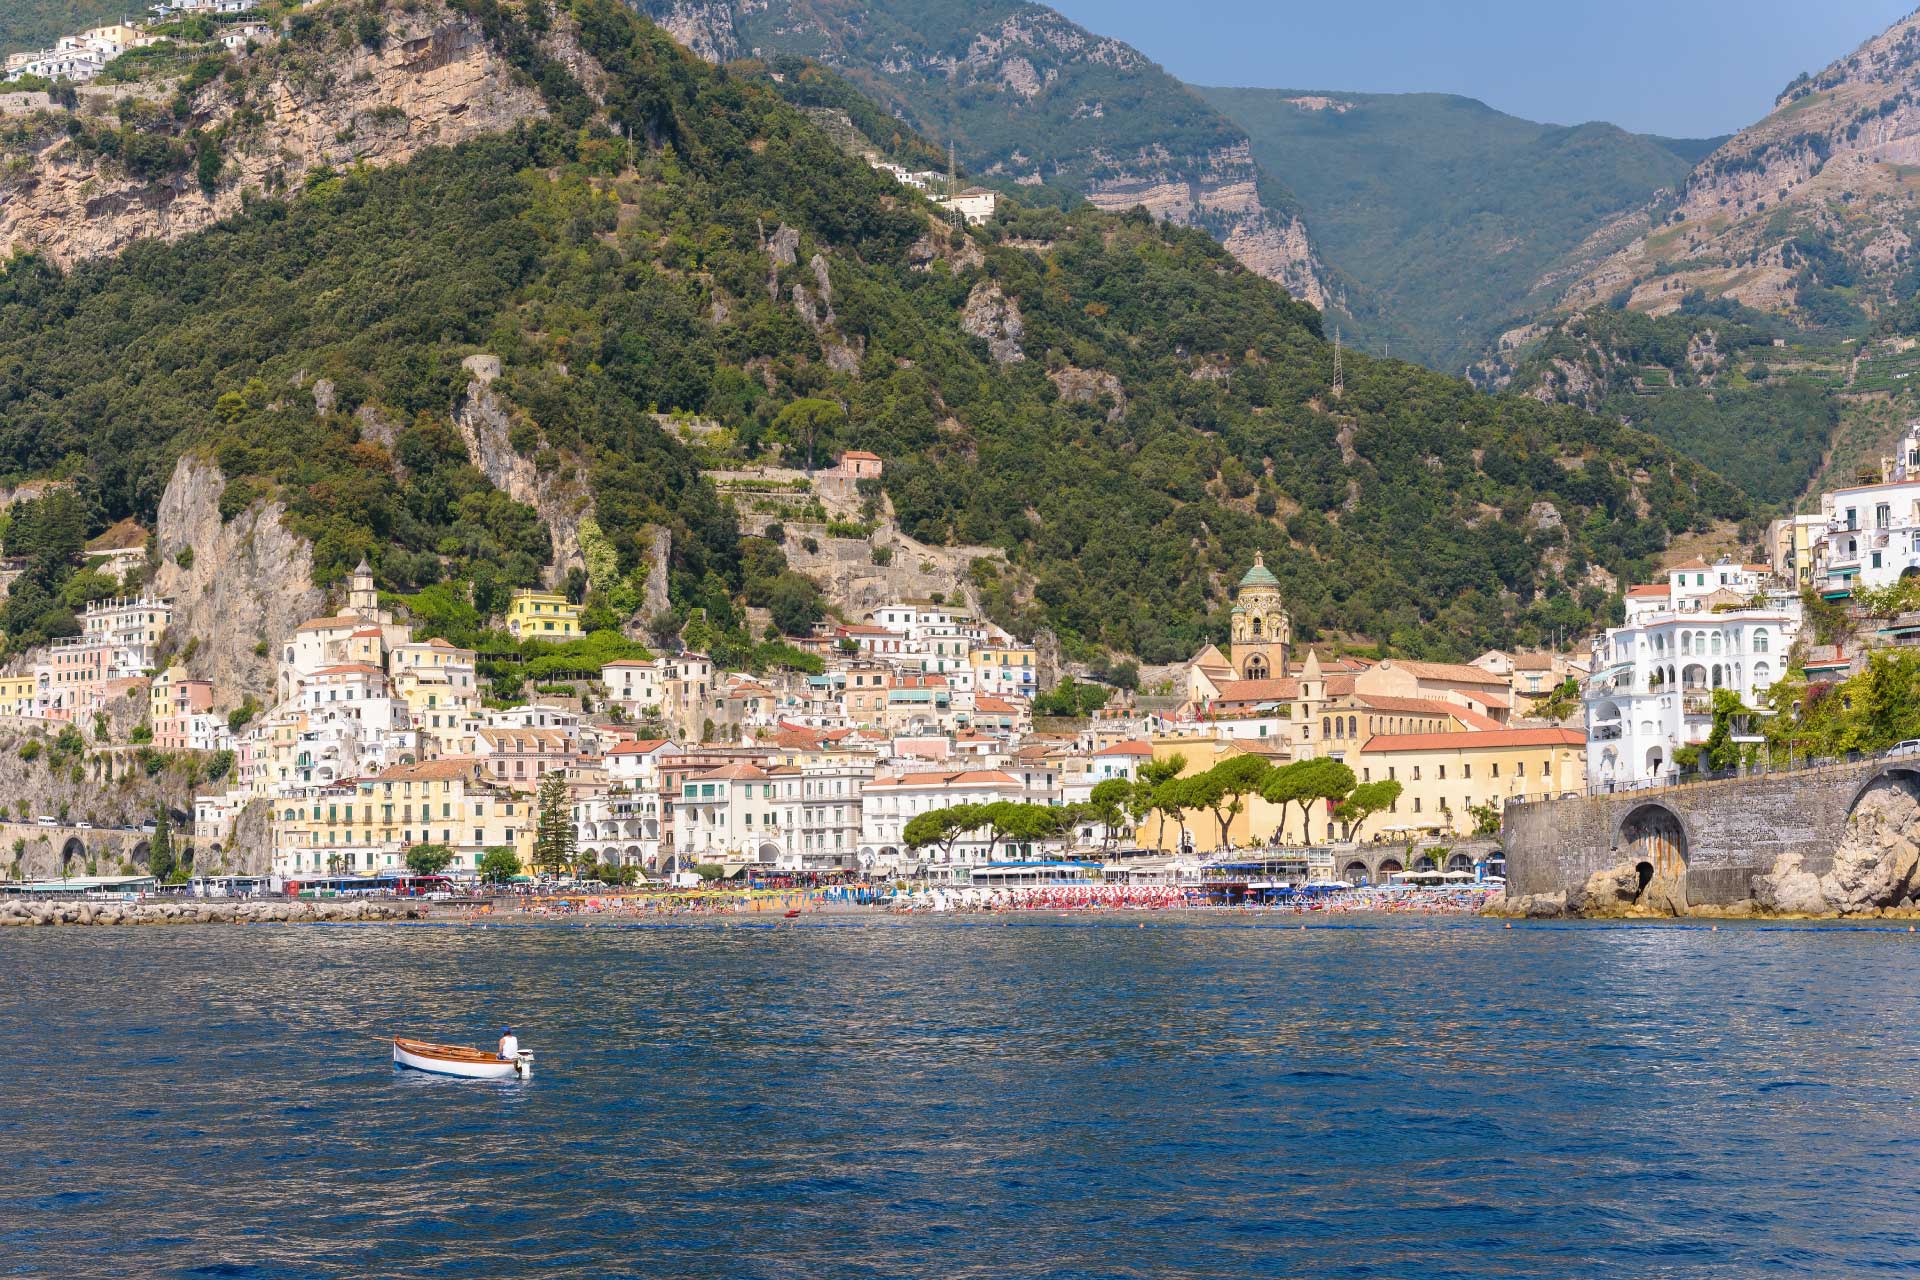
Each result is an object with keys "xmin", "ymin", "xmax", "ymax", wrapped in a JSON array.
[
  {"xmin": 0, "ymin": 0, "xmax": 1749, "ymax": 671},
  {"xmin": 1543, "ymin": 13, "xmax": 1920, "ymax": 332},
  {"xmin": 631, "ymin": 0, "xmax": 1332, "ymax": 307},
  {"xmin": 0, "ymin": 4, "xmax": 560, "ymax": 269}
]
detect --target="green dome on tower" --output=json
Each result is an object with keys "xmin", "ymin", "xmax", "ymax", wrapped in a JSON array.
[{"xmin": 1237, "ymin": 552, "xmax": 1279, "ymax": 590}]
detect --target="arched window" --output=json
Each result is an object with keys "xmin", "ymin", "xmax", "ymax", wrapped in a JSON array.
[
  {"xmin": 1681, "ymin": 633, "xmax": 1691, "ymax": 655},
  {"xmin": 1753, "ymin": 660, "xmax": 1772, "ymax": 687},
  {"xmin": 1323, "ymin": 717, "xmax": 1332, "ymax": 739},
  {"xmin": 1250, "ymin": 616, "xmax": 1263, "ymax": 638},
  {"xmin": 1753, "ymin": 629, "xmax": 1770, "ymax": 654},
  {"xmin": 1348, "ymin": 716, "xmax": 1358, "ymax": 738},
  {"xmin": 1710, "ymin": 633, "xmax": 1722, "ymax": 656}
]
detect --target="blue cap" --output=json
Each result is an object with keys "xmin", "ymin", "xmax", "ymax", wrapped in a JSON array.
[{"xmin": 501, "ymin": 1026, "xmax": 512, "ymax": 1034}]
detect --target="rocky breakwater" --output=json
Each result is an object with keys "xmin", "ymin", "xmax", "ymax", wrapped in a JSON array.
[{"xmin": 0, "ymin": 898, "xmax": 425, "ymax": 927}]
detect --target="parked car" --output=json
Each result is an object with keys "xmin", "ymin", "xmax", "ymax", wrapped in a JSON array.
[{"xmin": 1888, "ymin": 740, "xmax": 1920, "ymax": 758}]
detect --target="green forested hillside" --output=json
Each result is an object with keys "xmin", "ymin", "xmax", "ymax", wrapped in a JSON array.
[
  {"xmin": 1504, "ymin": 301, "xmax": 1850, "ymax": 506},
  {"xmin": 1196, "ymin": 86, "xmax": 1716, "ymax": 370},
  {"xmin": 0, "ymin": 0, "xmax": 138, "ymax": 54},
  {"xmin": 0, "ymin": 0, "xmax": 1746, "ymax": 665}
]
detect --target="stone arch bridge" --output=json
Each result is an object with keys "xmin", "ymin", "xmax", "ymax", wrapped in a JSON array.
[
  {"xmin": 1502, "ymin": 757, "xmax": 1920, "ymax": 907},
  {"xmin": 4, "ymin": 822, "xmax": 153, "ymax": 880}
]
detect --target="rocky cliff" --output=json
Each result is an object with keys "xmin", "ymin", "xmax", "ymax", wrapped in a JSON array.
[
  {"xmin": 1547, "ymin": 12, "xmax": 1920, "ymax": 324},
  {"xmin": 633, "ymin": 0, "xmax": 1332, "ymax": 307},
  {"xmin": 151, "ymin": 455, "xmax": 326, "ymax": 710},
  {"xmin": 0, "ymin": 3, "xmax": 559, "ymax": 268}
]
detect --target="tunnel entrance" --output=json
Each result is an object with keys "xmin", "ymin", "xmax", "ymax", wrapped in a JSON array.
[
  {"xmin": 1620, "ymin": 806, "xmax": 1687, "ymax": 880},
  {"xmin": 1635, "ymin": 861, "xmax": 1654, "ymax": 897}
]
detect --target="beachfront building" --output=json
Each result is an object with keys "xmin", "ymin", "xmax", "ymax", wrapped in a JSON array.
[
  {"xmin": 1350, "ymin": 728, "xmax": 1588, "ymax": 840},
  {"xmin": 674, "ymin": 761, "xmax": 783, "ymax": 864},
  {"xmin": 1583, "ymin": 575, "xmax": 1803, "ymax": 787},
  {"xmin": 271, "ymin": 758, "xmax": 533, "ymax": 879},
  {"xmin": 769, "ymin": 762, "xmax": 870, "ymax": 872}
]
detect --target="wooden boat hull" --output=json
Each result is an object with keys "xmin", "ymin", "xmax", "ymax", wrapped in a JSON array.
[{"xmin": 393, "ymin": 1037, "xmax": 532, "ymax": 1080}]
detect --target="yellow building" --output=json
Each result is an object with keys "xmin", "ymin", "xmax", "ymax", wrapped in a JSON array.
[
  {"xmin": 1140, "ymin": 738, "xmax": 1301, "ymax": 853},
  {"xmin": 272, "ymin": 757, "xmax": 535, "ymax": 878},
  {"xmin": 1138, "ymin": 726, "xmax": 1589, "ymax": 849},
  {"xmin": 0, "ymin": 673, "xmax": 36, "ymax": 718},
  {"xmin": 505, "ymin": 590, "xmax": 582, "ymax": 640},
  {"xmin": 1351, "ymin": 727, "xmax": 1586, "ymax": 838}
]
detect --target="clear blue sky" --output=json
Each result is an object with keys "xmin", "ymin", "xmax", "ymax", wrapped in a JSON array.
[{"xmin": 1046, "ymin": 0, "xmax": 1917, "ymax": 137}]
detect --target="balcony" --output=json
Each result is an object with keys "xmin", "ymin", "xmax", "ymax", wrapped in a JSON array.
[
  {"xmin": 1682, "ymin": 691, "xmax": 1713, "ymax": 716},
  {"xmin": 1590, "ymin": 723, "xmax": 1623, "ymax": 742}
]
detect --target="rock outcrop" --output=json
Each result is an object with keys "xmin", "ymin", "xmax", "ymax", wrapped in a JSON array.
[
  {"xmin": 961, "ymin": 281, "xmax": 1025, "ymax": 364},
  {"xmin": 0, "ymin": 3, "xmax": 566, "ymax": 269},
  {"xmin": 1753, "ymin": 851, "xmax": 1832, "ymax": 916},
  {"xmin": 452, "ymin": 359, "xmax": 590, "ymax": 585},
  {"xmin": 152, "ymin": 456, "xmax": 326, "ymax": 709},
  {"xmin": 1823, "ymin": 780, "xmax": 1920, "ymax": 912},
  {"xmin": 1567, "ymin": 864, "xmax": 1641, "ymax": 918}
]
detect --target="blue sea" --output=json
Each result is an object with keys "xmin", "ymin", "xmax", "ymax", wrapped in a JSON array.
[{"xmin": 6, "ymin": 915, "xmax": 1920, "ymax": 1278}]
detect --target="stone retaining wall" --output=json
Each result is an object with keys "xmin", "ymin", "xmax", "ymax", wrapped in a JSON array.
[{"xmin": 1500, "ymin": 758, "xmax": 1908, "ymax": 905}]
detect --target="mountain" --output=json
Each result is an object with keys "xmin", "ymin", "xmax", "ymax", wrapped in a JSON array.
[
  {"xmin": 1546, "ymin": 12, "xmax": 1920, "ymax": 333},
  {"xmin": 629, "ymin": 0, "xmax": 1336, "ymax": 309},
  {"xmin": 0, "ymin": 0, "xmax": 1748, "ymax": 670},
  {"xmin": 1194, "ymin": 86, "xmax": 1717, "ymax": 371}
]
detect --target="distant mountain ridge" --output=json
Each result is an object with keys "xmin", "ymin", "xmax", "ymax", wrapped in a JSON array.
[
  {"xmin": 630, "ymin": 0, "xmax": 1339, "ymax": 309},
  {"xmin": 1195, "ymin": 85, "xmax": 1720, "ymax": 371}
]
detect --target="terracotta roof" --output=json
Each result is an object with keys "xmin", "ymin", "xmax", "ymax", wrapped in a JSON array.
[
  {"xmin": 1096, "ymin": 739, "xmax": 1154, "ymax": 756},
  {"xmin": 1211, "ymin": 677, "xmax": 1301, "ymax": 703},
  {"xmin": 866, "ymin": 769, "xmax": 1018, "ymax": 788},
  {"xmin": 377, "ymin": 757, "xmax": 482, "ymax": 782},
  {"xmin": 1668, "ymin": 557, "xmax": 1712, "ymax": 571},
  {"xmin": 840, "ymin": 450, "xmax": 882, "ymax": 461},
  {"xmin": 695, "ymin": 761, "xmax": 769, "ymax": 781},
  {"xmin": 603, "ymin": 658, "xmax": 655, "ymax": 668},
  {"xmin": 974, "ymin": 695, "xmax": 1021, "ymax": 713},
  {"xmin": 295, "ymin": 615, "xmax": 361, "ymax": 632},
  {"xmin": 1514, "ymin": 652, "xmax": 1556, "ymax": 671},
  {"xmin": 1353, "ymin": 694, "xmax": 1468, "ymax": 718},
  {"xmin": 606, "ymin": 739, "xmax": 673, "ymax": 756},
  {"xmin": 476, "ymin": 728, "xmax": 570, "ymax": 751},
  {"xmin": 1625, "ymin": 585, "xmax": 1670, "ymax": 598},
  {"xmin": 313, "ymin": 663, "xmax": 385, "ymax": 677},
  {"xmin": 1361, "ymin": 727, "xmax": 1584, "ymax": 753},
  {"xmin": 1375, "ymin": 660, "xmax": 1510, "ymax": 686}
]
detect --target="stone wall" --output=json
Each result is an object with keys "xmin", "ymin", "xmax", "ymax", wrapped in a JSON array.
[{"xmin": 1501, "ymin": 759, "xmax": 1890, "ymax": 905}]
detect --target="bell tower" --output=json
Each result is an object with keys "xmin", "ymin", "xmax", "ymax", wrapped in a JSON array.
[
  {"xmin": 1229, "ymin": 552, "xmax": 1290, "ymax": 681},
  {"xmin": 347, "ymin": 556, "xmax": 379, "ymax": 620}
]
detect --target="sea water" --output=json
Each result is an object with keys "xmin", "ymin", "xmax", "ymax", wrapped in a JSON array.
[{"xmin": 5, "ymin": 916, "xmax": 1919, "ymax": 1278}]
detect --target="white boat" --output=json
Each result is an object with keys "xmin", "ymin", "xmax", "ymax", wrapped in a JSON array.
[{"xmin": 392, "ymin": 1036, "xmax": 533, "ymax": 1080}]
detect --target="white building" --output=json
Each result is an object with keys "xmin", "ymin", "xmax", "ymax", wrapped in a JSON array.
[{"xmin": 1584, "ymin": 575, "xmax": 1802, "ymax": 787}]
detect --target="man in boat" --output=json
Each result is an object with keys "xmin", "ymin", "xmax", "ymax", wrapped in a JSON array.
[{"xmin": 497, "ymin": 1026, "xmax": 520, "ymax": 1061}]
